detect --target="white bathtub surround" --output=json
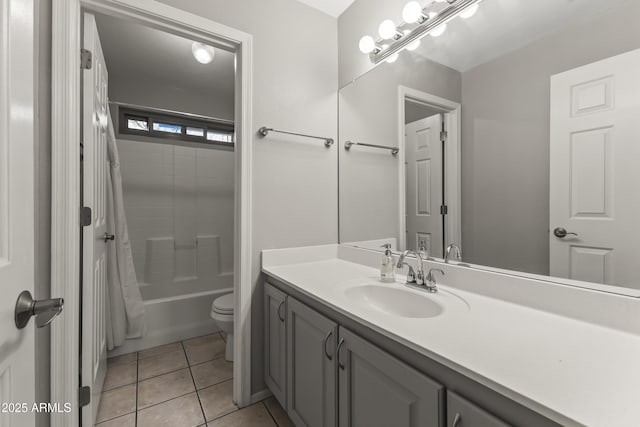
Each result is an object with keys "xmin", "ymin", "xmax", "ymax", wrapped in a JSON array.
[
  {"xmin": 118, "ymin": 138, "xmax": 235, "ymax": 300},
  {"xmin": 262, "ymin": 244, "xmax": 640, "ymax": 427}
]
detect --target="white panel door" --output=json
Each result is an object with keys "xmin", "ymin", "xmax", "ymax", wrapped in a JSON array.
[
  {"xmin": 405, "ymin": 114, "xmax": 443, "ymax": 256},
  {"xmin": 550, "ymin": 49, "xmax": 640, "ymax": 288},
  {"xmin": 82, "ymin": 13, "xmax": 109, "ymax": 425},
  {"xmin": 0, "ymin": 0, "xmax": 36, "ymax": 424}
]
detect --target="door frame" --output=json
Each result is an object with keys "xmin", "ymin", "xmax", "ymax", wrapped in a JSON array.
[
  {"xmin": 50, "ymin": 1, "xmax": 254, "ymax": 424},
  {"xmin": 397, "ymin": 86, "xmax": 461, "ymax": 254}
]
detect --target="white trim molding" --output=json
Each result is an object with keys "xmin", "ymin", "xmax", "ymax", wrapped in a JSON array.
[
  {"xmin": 50, "ymin": 2, "xmax": 81, "ymax": 425},
  {"xmin": 51, "ymin": 1, "xmax": 253, "ymax": 425},
  {"xmin": 397, "ymin": 86, "xmax": 462, "ymax": 253}
]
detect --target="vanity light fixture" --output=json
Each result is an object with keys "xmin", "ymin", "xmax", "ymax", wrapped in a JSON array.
[
  {"xmin": 359, "ymin": 0, "xmax": 483, "ymax": 65},
  {"xmin": 191, "ymin": 42, "xmax": 215, "ymax": 64}
]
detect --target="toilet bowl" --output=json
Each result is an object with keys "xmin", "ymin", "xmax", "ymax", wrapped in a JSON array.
[{"xmin": 211, "ymin": 293, "xmax": 234, "ymax": 362}]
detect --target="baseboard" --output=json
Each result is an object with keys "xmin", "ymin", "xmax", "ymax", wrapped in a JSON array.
[{"xmin": 250, "ymin": 388, "xmax": 273, "ymax": 405}]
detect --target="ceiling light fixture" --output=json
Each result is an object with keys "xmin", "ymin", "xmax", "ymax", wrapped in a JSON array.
[
  {"xmin": 358, "ymin": 0, "xmax": 483, "ymax": 65},
  {"xmin": 191, "ymin": 42, "xmax": 215, "ymax": 64}
]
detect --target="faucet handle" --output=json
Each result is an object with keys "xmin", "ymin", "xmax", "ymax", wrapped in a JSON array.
[
  {"xmin": 398, "ymin": 262, "xmax": 416, "ymax": 283},
  {"xmin": 426, "ymin": 268, "xmax": 445, "ymax": 283}
]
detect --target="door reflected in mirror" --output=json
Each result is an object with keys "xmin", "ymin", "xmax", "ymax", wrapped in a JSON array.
[{"xmin": 338, "ymin": 0, "xmax": 640, "ymax": 293}]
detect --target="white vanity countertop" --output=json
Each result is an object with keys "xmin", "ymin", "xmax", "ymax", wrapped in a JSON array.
[{"xmin": 262, "ymin": 246, "xmax": 640, "ymax": 427}]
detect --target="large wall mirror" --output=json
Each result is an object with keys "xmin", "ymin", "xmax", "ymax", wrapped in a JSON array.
[{"xmin": 338, "ymin": 0, "xmax": 640, "ymax": 294}]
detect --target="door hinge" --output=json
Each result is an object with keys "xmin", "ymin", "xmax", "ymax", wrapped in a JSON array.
[
  {"xmin": 440, "ymin": 130, "xmax": 448, "ymax": 142},
  {"xmin": 80, "ymin": 207, "xmax": 92, "ymax": 227},
  {"xmin": 80, "ymin": 48, "xmax": 93, "ymax": 69},
  {"xmin": 440, "ymin": 205, "xmax": 448, "ymax": 215},
  {"xmin": 78, "ymin": 386, "xmax": 91, "ymax": 407}
]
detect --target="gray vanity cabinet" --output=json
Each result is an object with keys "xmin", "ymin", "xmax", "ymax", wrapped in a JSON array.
[
  {"xmin": 447, "ymin": 392, "xmax": 511, "ymax": 427},
  {"xmin": 286, "ymin": 296, "xmax": 338, "ymax": 427},
  {"xmin": 337, "ymin": 328, "xmax": 444, "ymax": 427},
  {"xmin": 264, "ymin": 283, "xmax": 288, "ymax": 408}
]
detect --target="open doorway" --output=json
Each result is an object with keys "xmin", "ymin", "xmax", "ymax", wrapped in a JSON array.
[
  {"xmin": 79, "ymin": 11, "xmax": 239, "ymax": 425},
  {"xmin": 50, "ymin": 2, "xmax": 253, "ymax": 426},
  {"xmin": 398, "ymin": 86, "xmax": 461, "ymax": 257}
]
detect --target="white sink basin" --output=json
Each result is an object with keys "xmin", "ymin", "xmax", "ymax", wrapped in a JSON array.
[{"xmin": 345, "ymin": 284, "xmax": 444, "ymax": 319}]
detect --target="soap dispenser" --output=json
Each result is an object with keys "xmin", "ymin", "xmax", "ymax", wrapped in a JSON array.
[{"xmin": 380, "ymin": 244, "xmax": 396, "ymax": 283}]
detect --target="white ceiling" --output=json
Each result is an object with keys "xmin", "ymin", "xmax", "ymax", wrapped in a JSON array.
[
  {"xmin": 295, "ymin": 0, "xmax": 356, "ymax": 17},
  {"xmin": 410, "ymin": 0, "xmax": 634, "ymax": 72},
  {"xmin": 95, "ymin": 14, "xmax": 235, "ymax": 113}
]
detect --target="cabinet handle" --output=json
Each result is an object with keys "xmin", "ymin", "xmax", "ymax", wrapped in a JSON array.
[
  {"xmin": 277, "ymin": 300, "xmax": 285, "ymax": 322},
  {"xmin": 336, "ymin": 338, "xmax": 346, "ymax": 370},
  {"xmin": 452, "ymin": 413, "xmax": 462, "ymax": 427},
  {"xmin": 323, "ymin": 330, "xmax": 333, "ymax": 360}
]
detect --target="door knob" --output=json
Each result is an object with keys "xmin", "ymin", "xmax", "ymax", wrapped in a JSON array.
[
  {"xmin": 553, "ymin": 227, "xmax": 578, "ymax": 238},
  {"xmin": 103, "ymin": 232, "xmax": 115, "ymax": 242},
  {"xmin": 15, "ymin": 291, "xmax": 64, "ymax": 329}
]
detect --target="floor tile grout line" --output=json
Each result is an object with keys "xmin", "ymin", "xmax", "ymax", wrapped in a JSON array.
[
  {"xmin": 137, "ymin": 389, "xmax": 199, "ymax": 413},
  {"xmin": 138, "ymin": 365, "xmax": 191, "ymax": 383},
  {"xmin": 189, "ymin": 353, "xmax": 229, "ymax": 369},
  {"xmin": 195, "ymin": 378, "xmax": 238, "ymax": 424},
  {"xmin": 184, "ymin": 340, "xmax": 208, "ymax": 425},
  {"xmin": 194, "ymin": 376, "xmax": 234, "ymax": 392},
  {"xmin": 263, "ymin": 400, "xmax": 281, "ymax": 427},
  {"xmin": 95, "ymin": 410, "xmax": 137, "ymax": 426},
  {"xmin": 96, "ymin": 409, "xmax": 137, "ymax": 425}
]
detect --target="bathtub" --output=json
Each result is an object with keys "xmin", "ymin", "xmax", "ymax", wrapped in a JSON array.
[{"xmin": 107, "ymin": 287, "xmax": 233, "ymax": 357}]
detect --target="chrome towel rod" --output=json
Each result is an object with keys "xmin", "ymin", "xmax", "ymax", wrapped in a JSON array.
[
  {"xmin": 344, "ymin": 140, "xmax": 399, "ymax": 156},
  {"xmin": 258, "ymin": 126, "xmax": 334, "ymax": 147}
]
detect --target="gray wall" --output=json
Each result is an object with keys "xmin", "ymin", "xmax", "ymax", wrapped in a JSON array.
[
  {"xmin": 460, "ymin": 1, "xmax": 640, "ymax": 274},
  {"xmin": 339, "ymin": 55, "xmax": 460, "ymax": 245},
  {"xmin": 109, "ymin": 77, "xmax": 234, "ymax": 121},
  {"xmin": 155, "ymin": 0, "xmax": 339, "ymax": 395},
  {"xmin": 35, "ymin": 1, "xmax": 51, "ymax": 426}
]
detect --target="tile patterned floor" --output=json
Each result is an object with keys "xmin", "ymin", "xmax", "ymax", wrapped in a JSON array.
[{"xmin": 97, "ymin": 333, "xmax": 294, "ymax": 427}]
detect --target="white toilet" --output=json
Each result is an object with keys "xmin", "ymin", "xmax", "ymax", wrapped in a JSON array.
[{"xmin": 211, "ymin": 293, "xmax": 234, "ymax": 361}]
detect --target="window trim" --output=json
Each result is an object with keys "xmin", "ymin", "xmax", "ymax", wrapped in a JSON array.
[{"xmin": 118, "ymin": 106, "xmax": 235, "ymax": 145}]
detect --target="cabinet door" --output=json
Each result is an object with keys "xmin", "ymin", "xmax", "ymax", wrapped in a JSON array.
[
  {"xmin": 264, "ymin": 283, "xmax": 288, "ymax": 408},
  {"xmin": 338, "ymin": 328, "xmax": 443, "ymax": 427},
  {"xmin": 447, "ymin": 392, "xmax": 512, "ymax": 427},
  {"xmin": 287, "ymin": 297, "xmax": 338, "ymax": 427}
]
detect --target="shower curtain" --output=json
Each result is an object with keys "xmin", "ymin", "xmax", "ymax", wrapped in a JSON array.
[{"xmin": 105, "ymin": 112, "xmax": 146, "ymax": 350}]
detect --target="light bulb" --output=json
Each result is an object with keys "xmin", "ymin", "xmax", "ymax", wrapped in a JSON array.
[
  {"xmin": 378, "ymin": 19, "xmax": 397, "ymax": 40},
  {"xmin": 402, "ymin": 1, "xmax": 423, "ymax": 24},
  {"xmin": 428, "ymin": 12, "xmax": 446, "ymax": 37},
  {"xmin": 386, "ymin": 53, "xmax": 399, "ymax": 64},
  {"xmin": 359, "ymin": 35, "xmax": 376, "ymax": 54},
  {"xmin": 430, "ymin": 23, "xmax": 447, "ymax": 37},
  {"xmin": 191, "ymin": 42, "xmax": 215, "ymax": 64},
  {"xmin": 406, "ymin": 39, "xmax": 421, "ymax": 51},
  {"xmin": 460, "ymin": 4, "xmax": 478, "ymax": 19}
]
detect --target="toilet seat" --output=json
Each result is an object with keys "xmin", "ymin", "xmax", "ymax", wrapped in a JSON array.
[{"xmin": 212, "ymin": 293, "xmax": 234, "ymax": 315}]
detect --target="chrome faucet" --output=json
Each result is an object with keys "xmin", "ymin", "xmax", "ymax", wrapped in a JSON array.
[
  {"xmin": 396, "ymin": 250, "xmax": 426, "ymax": 286},
  {"xmin": 425, "ymin": 268, "xmax": 445, "ymax": 293},
  {"xmin": 444, "ymin": 243, "xmax": 462, "ymax": 263}
]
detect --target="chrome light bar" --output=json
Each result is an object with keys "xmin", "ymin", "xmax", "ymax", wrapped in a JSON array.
[{"xmin": 369, "ymin": 0, "xmax": 483, "ymax": 64}]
